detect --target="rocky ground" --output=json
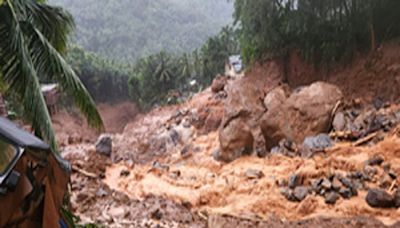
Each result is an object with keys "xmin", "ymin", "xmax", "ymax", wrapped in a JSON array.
[{"xmin": 58, "ymin": 42, "xmax": 400, "ymax": 227}]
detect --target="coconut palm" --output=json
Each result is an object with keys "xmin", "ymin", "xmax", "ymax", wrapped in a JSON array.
[{"xmin": 0, "ymin": 0, "xmax": 103, "ymax": 151}]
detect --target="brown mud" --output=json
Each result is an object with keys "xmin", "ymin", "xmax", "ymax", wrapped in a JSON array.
[{"xmin": 58, "ymin": 41, "xmax": 400, "ymax": 227}]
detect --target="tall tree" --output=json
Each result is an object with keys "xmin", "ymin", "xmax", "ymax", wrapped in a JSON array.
[{"xmin": 0, "ymin": 0, "xmax": 103, "ymax": 151}]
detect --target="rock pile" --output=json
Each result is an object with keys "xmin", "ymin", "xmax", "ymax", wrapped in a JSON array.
[
  {"xmin": 280, "ymin": 154, "xmax": 400, "ymax": 208},
  {"xmin": 217, "ymin": 81, "xmax": 344, "ymax": 162}
]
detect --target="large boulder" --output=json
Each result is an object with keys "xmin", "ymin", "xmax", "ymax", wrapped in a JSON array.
[
  {"xmin": 216, "ymin": 118, "xmax": 254, "ymax": 162},
  {"xmin": 261, "ymin": 82, "xmax": 343, "ymax": 150}
]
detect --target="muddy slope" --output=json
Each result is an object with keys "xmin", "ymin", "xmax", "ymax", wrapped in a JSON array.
[{"xmin": 60, "ymin": 42, "xmax": 400, "ymax": 227}]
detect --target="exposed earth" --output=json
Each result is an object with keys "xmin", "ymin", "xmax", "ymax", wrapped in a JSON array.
[{"xmin": 57, "ymin": 42, "xmax": 400, "ymax": 227}]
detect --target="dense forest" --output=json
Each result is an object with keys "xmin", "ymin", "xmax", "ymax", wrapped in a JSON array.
[
  {"xmin": 49, "ymin": 0, "xmax": 234, "ymax": 60},
  {"xmin": 234, "ymin": 0, "xmax": 400, "ymax": 67}
]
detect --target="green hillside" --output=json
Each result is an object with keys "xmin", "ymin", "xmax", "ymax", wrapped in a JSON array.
[{"xmin": 49, "ymin": 0, "xmax": 234, "ymax": 60}]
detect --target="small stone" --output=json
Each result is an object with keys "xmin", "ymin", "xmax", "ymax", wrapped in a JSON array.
[
  {"xmin": 325, "ymin": 192, "xmax": 340, "ymax": 204},
  {"xmin": 379, "ymin": 174, "xmax": 392, "ymax": 189},
  {"xmin": 348, "ymin": 171, "xmax": 364, "ymax": 180},
  {"xmin": 321, "ymin": 178, "xmax": 332, "ymax": 190},
  {"xmin": 293, "ymin": 186, "xmax": 309, "ymax": 201},
  {"xmin": 389, "ymin": 171, "xmax": 397, "ymax": 180},
  {"xmin": 365, "ymin": 155, "xmax": 384, "ymax": 166},
  {"xmin": 364, "ymin": 166, "xmax": 378, "ymax": 177},
  {"xmin": 333, "ymin": 112, "xmax": 346, "ymax": 132},
  {"xmin": 256, "ymin": 147, "xmax": 268, "ymax": 158},
  {"xmin": 339, "ymin": 187, "xmax": 352, "ymax": 199},
  {"xmin": 353, "ymin": 179, "xmax": 365, "ymax": 190},
  {"xmin": 96, "ymin": 188, "xmax": 108, "ymax": 197},
  {"xmin": 288, "ymin": 174, "xmax": 303, "ymax": 189},
  {"xmin": 383, "ymin": 163, "xmax": 391, "ymax": 172},
  {"xmin": 311, "ymin": 178, "xmax": 323, "ymax": 193},
  {"xmin": 280, "ymin": 187, "xmax": 297, "ymax": 202},
  {"xmin": 95, "ymin": 134, "xmax": 112, "ymax": 157},
  {"xmin": 245, "ymin": 169, "xmax": 264, "ymax": 179},
  {"xmin": 331, "ymin": 177, "xmax": 342, "ymax": 191},
  {"xmin": 339, "ymin": 177, "xmax": 352, "ymax": 188},
  {"xmin": 283, "ymin": 139, "xmax": 297, "ymax": 152},
  {"xmin": 366, "ymin": 188, "xmax": 394, "ymax": 208},
  {"xmin": 150, "ymin": 209, "xmax": 163, "ymax": 220},
  {"xmin": 373, "ymin": 97, "xmax": 384, "ymax": 110},
  {"xmin": 181, "ymin": 145, "xmax": 191, "ymax": 157},
  {"xmin": 302, "ymin": 134, "xmax": 333, "ymax": 152},
  {"xmin": 120, "ymin": 169, "xmax": 130, "ymax": 177}
]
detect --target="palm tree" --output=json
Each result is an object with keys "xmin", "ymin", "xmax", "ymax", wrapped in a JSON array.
[{"xmin": 0, "ymin": 0, "xmax": 103, "ymax": 151}]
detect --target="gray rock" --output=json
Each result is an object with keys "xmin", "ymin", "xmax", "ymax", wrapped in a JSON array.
[
  {"xmin": 95, "ymin": 134, "xmax": 112, "ymax": 156},
  {"xmin": 321, "ymin": 178, "xmax": 332, "ymax": 190},
  {"xmin": 339, "ymin": 187, "xmax": 352, "ymax": 199},
  {"xmin": 280, "ymin": 187, "xmax": 297, "ymax": 202},
  {"xmin": 365, "ymin": 188, "xmax": 394, "ymax": 208},
  {"xmin": 288, "ymin": 174, "xmax": 303, "ymax": 189},
  {"xmin": 302, "ymin": 134, "xmax": 333, "ymax": 152},
  {"xmin": 293, "ymin": 186, "xmax": 309, "ymax": 201},
  {"xmin": 311, "ymin": 178, "xmax": 323, "ymax": 194},
  {"xmin": 325, "ymin": 192, "xmax": 340, "ymax": 204}
]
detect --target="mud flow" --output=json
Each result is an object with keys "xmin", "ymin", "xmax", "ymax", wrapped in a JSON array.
[{"xmin": 59, "ymin": 43, "xmax": 400, "ymax": 228}]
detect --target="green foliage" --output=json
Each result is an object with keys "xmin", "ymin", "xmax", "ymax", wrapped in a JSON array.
[
  {"xmin": 234, "ymin": 0, "xmax": 400, "ymax": 65},
  {"xmin": 0, "ymin": 0, "xmax": 103, "ymax": 151},
  {"xmin": 49, "ymin": 0, "xmax": 234, "ymax": 61},
  {"xmin": 129, "ymin": 51, "xmax": 181, "ymax": 106},
  {"xmin": 129, "ymin": 26, "xmax": 240, "ymax": 107},
  {"xmin": 65, "ymin": 45, "xmax": 132, "ymax": 103}
]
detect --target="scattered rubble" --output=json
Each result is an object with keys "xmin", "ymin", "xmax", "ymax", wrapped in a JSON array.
[{"xmin": 58, "ymin": 50, "xmax": 400, "ymax": 227}]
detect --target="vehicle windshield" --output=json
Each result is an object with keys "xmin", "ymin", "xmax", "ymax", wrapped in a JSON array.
[{"xmin": 0, "ymin": 139, "xmax": 17, "ymax": 175}]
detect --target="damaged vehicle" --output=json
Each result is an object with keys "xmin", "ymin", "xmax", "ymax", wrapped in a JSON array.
[{"xmin": 0, "ymin": 117, "xmax": 70, "ymax": 227}]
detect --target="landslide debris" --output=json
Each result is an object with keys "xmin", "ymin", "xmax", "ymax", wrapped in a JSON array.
[{"xmin": 59, "ymin": 47, "xmax": 400, "ymax": 227}]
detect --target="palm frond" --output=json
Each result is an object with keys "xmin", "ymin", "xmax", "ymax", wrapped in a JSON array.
[
  {"xmin": 24, "ymin": 23, "xmax": 103, "ymax": 130},
  {"xmin": 0, "ymin": 0, "xmax": 104, "ymax": 151},
  {"xmin": 1, "ymin": 0, "xmax": 57, "ymax": 149}
]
